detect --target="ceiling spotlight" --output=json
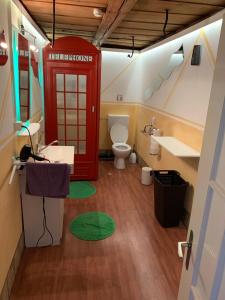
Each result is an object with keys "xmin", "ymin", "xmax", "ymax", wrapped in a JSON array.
[
  {"xmin": 93, "ymin": 8, "xmax": 104, "ymax": 18},
  {"xmin": 20, "ymin": 24, "xmax": 25, "ymax": 35},
  {"xmin": 0, "ymin": 30, "xmax": 8, "ymax": 49},
  {"xmin": 30, "ymin": 44, "xmax": 38, "ymax": 52},
  {"xmin": 29, "ymin": 36, "xmax": 39, "ymax": 53}
]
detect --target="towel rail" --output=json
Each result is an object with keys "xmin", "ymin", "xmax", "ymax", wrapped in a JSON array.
[{"xmin": 9, "ymin": 158, "xmax": 26, "ymax": 185}]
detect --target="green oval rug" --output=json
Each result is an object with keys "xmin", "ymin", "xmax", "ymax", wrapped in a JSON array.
[
  {"xmin": 70, "ymin": 212, "xmax": 116, "ymax": 240},
  {"xmin": 68, "ymin": 181, "xmax": 96, "ymax": 199}
]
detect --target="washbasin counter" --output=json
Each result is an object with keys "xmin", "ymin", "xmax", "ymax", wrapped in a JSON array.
[{"xmin": 39, "ymin": 145, "xmax": 74, "ymax": 173}]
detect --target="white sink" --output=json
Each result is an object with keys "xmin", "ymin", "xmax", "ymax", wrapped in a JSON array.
[{"xmin": 39, "ymin": 145, "xmax": 74, "ymax": 173}]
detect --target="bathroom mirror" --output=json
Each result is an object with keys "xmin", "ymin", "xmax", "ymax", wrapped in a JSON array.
[
  {"xmin": 31, "ymin": 51, "xmax": 38, "ymax": 78},
  {"xmin": 18, "ymin": 33, "xmax": 30, "ymax": 122}
]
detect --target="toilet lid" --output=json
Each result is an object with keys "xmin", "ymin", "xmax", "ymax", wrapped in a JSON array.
[{"xmin": 110, "ymin": 123, "xmax": 128, "ymax": 143}]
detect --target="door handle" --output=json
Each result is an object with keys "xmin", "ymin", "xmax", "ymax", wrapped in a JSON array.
[
  {"xmin": 178, "ymin": 241, "xmax": 192, "ymax": 258},
  {"xmin": 178, "ymin": 230, "xmax": 193, "ymax": 270},
  {"xmin": 92, "ymin": 105, "xmax": 95, "ymax": 113}
]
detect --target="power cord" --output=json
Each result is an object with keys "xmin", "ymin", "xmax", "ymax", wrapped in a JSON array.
[
  {"xmin": 20, "ymin": 125, "xmax": 50, "ymax": 162},
  {"xmin": 163, "ymin": 9, "xmax": 169, "ymax": 36},
  {"xmin": 21, "ymin": 125, "xmax": 35, "ymax": 162},
  {"xmin": 36, "ymin": 196, "xmax": 54, "ymax": 247}
]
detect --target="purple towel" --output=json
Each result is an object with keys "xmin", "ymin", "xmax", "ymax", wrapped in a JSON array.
[{"xmin": 26, "ymin": 162, "xmax": 70, "ymax": 198}]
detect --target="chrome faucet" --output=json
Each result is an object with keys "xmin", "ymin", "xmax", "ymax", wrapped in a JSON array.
[
  {"xmin": 141, "ymin": 124, "xmax": 155, "ymax": 135},
  {"xmin": 37, "ymin": 140, "xmax": 58, "ymax": 153}
]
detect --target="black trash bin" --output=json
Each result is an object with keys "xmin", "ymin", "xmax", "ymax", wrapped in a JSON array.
[{"xmin": 153, "ymin": 170, "xmax": 188, "ymax": 227}]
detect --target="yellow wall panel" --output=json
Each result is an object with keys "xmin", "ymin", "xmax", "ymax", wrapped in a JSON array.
[{"xmin": 0, "ymin": 139, "xmax": 22, "ymax": 292}]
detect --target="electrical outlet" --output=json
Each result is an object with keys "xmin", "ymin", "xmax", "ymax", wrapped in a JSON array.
[{"xmin": 14, "ymin": 121, "xmax": 22, "ymax": 131}]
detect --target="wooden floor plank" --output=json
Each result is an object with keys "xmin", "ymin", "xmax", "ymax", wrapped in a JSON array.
[{"xmin": 11, "ymin": 162, "xmax": 186, "ymax": 300}]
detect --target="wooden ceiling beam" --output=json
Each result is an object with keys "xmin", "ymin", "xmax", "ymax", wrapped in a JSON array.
[
  {"xmin": 115, "ymin": 27, "xmax": 164, "ymax": 36},
  {"xmin": 133, "ymin": 0, "xmax": 225, "ymax": 14},
  {"xmin": 32, "ymin": 13, "xmax": 101, "ymax": 26},
  {"xmin": 44, "ymin": 28, "xmax": 94, "ymax": 37},
  {"xmin": 121, "ymin": 20, "xmax": 181, "ymax": 31},
  {"xmin": 23, "ymin": 0, "xmax": 107, "ymax": 9},
  {"xmin": 161, "ymin": 0, "xmax": 225, "ymax": 7},
  {"xmin": 39, "ymin": 22, "xmax": 98, "ymax": 32},
  {"xmin": 93, "ymin": 0, "xmax": 139, "ymax": 46}
]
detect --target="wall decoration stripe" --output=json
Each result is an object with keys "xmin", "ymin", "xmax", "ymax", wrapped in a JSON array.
[{"xmin": 162, "ymin": 34, "xmax": 201, "ymax": 110}]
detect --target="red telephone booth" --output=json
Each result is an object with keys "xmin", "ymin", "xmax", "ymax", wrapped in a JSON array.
[{"xmin": 43, "ymin": 37, "xmax": 101, "ymax": 180}]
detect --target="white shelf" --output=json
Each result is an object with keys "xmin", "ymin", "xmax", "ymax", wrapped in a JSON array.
[
  {"xmin": 151, "ymin": 136, "xmax": 200, "ymax": 158},
  {"xmin": 18, "ymin": 123, "xmax": 40, "ymax": 136}
]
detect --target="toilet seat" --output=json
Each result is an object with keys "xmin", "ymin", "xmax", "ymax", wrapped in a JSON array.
[
  {"xmin": 110, "ymin": 123, "xmax": 131, "ymax": 170},
  {"xmin": 113, "ymin": 142, "xmax": 131, "ymax": 151},
  {"xmin": 110, "ymin": 123, "xmax": 128, "ymax": 143}
]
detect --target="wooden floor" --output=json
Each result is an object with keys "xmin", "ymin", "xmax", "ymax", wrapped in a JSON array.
[{"xmin": 11, "ymin": 162, "xmax": 187, "ymax": 300}]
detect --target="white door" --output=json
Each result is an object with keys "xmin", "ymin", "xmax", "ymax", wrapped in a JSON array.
[{"xmin": 178, "ymin": 15, "xmax": 225, "ymax": 300}]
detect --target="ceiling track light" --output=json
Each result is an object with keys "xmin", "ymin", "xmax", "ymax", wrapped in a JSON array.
[
  {"xmin": 29, "ymin": 42, "xmax": 38, "ymax": 53},
  {"xmin": 0, "ymin": 30, "xmax": 8, "ymax": 49},
  {"xmin": 20, "ymin": 24, "xmax": 25, "ymax": 36}
]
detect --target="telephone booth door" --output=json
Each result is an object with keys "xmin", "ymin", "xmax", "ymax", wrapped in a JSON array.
[{"xmin": 43, "ymin": 37, "xmax": 101, "ymax": 180}]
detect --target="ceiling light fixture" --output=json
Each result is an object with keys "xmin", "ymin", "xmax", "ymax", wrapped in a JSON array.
[
  {"xmin": 29, "ymin": 35, "xmax": 39, "ymax": 53},
  {"xmin": 29, "ymin": 42, "xmax": 39, "ymax": 53},
  {"xmin": 20, "ymin": 24, "xmax": 39, "ymax": 52},
  {"xmin": 93, "ymin": 8, "xmax": 104, "ymax": 18},
  {"xmin": 0, "ymin": 30, "xmax": 8, "ymax": 49},
  {"xmin": 20, "ymin": 24, "xmax": 25, "ymax": 36}
]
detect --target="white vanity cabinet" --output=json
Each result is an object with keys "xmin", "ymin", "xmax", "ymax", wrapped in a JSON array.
[{"xmin": 20, "ymin": 146, "xmax": 74, "ymax": 247}]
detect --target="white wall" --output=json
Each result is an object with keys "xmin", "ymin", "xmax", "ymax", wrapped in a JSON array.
[
  {"xmin": 101, "ymin": 19, "xmax": 222, "ymax": 127},
  {"xmin": 101, "ymin": 51, "xmax": 142, "ymax": 102},
  {"xmin": 141, "ymin": 20, "xmax": 222, "ymax": 126}
]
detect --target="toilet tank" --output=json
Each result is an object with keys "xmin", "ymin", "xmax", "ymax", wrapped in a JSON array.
[{"xmin": 108, "ymin": 114, "xmax": 129, "ymax": 131}]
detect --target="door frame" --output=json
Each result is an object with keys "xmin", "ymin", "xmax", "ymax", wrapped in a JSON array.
[{"xmin": 178, "ymin": 14, "xmax": 225, "ymax": 299}]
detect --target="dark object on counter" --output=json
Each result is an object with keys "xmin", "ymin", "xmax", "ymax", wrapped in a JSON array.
[
  {"xmin": 20, "ymin": 144, "xmax": 47, "ymax": 162},
  {"xmin": 99, "ymin": 150, "xmax": 114, "ymax": 161},
  {"xmin": 153, "ymin": 170, "xmax": 188, "ymax": 227}
]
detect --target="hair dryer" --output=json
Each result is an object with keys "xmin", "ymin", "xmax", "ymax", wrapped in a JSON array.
[{"xmin": 20, "ymin": 144, "xmax": 47, "ymax": 162}]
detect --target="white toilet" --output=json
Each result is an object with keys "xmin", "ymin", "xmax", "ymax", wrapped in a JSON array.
[{"xmin": 108, "ymin": 114, "xmax": 131, "ymax": 169}]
